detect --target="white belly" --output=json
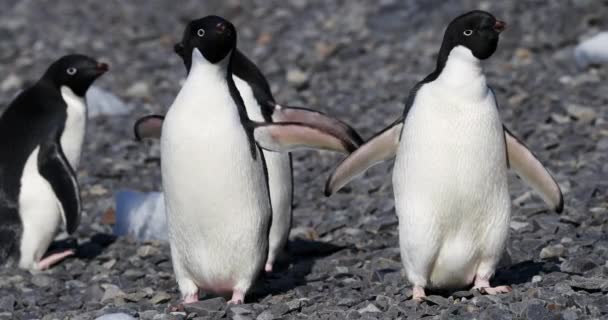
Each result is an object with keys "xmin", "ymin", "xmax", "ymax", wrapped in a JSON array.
[
  {"xmin": 393, "ymin": 84, "xmax": 510, "ymax": 288},
  {"xmin": 161, "ymin": 71, "xmax": 271, "ymax": 292},
  {"xmin": 18, "ymin": 147, "xmax": 62, "ymax": 269}
]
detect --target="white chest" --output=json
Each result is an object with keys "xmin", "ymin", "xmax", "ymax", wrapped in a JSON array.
[{"xmin": 60, "ymin": 86, "xmax": 87, "ymax": 168}]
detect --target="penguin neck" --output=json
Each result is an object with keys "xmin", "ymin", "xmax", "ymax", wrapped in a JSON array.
[
  {"xmin": 434, "ymin": 46, "xmax": 488, "ymax": 97},
  {"xmin": 188, "ymin": 48, "xmax": 231, "ymax": 83}
]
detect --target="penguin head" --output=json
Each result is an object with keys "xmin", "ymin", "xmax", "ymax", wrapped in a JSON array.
[
  {"xmin": 440, "ymin": 10, "xmax": 506, "ymax": 60},
  {"xmin": 174, "ymin": 15, "xmax": 237, "ymax": 71},
  {"xmin": 42, "ymin": 54, "xmax": 109, "ymax": 96}
]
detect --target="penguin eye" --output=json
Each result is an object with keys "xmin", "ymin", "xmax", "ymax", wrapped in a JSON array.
[
  {"xmin": 197, "ymin": 28, "xmax": 205, "ymax": 37},
  {"xmin": 66, "ymin": 67, "xmax": 77, "ymax": 75},
  {"xmin": 463, "ymin": 29, "xmax": 473, "ymax": 36}
]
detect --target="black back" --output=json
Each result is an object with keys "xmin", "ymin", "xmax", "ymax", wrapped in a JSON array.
[
  {"xmin": 0, "ymin": 82, "xmax": 67, "ymax": 263},
  {"xmin": 231, "ymin": 49, "xmax": 276, "ymax": 122}
]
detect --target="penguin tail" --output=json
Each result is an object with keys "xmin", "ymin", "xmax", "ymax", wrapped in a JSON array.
[{"xmin": 0, "ymin": 208, "xmax": 22, "ymax": 265}]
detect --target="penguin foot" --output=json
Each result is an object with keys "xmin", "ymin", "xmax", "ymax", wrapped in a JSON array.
[
  {"xmin": 477, "ymin": 285, "xmax": 512, "ymax": 295},
  {"xmin": 37, "ymin": 249, "xmax": 75, "ymax": 270},
  {"xmin": 473, "ymin": 277, "xmax": 512, "ymax": 295},
  {"xmin": 412, "ymin": 286, "xmax": 426, "ymax": 302},
  {"xmin": 228, "ymin": 290, "xmax": 244, "ymax": 304},
  {"xmin": 182, "ymin": 292, "xmax": 199, "ymax": 304},
  {"xmin": 264, "ymin": 263, "xmax": 273, "ymax": 273}
]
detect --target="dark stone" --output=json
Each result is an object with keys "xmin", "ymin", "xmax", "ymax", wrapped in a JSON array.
[{"xmin": 183, "ymin": 297, "xmax": 226, "ymax": 315}]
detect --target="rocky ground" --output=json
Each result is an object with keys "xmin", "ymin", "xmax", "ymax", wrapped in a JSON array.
[{"xmin": 1, "ymin": 0, "xmax": 607, "ymax": 319}]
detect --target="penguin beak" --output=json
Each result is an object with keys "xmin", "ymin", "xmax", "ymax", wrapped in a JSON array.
[
  {"xmin": 494, "ymin": 20, "xmax": 506, "ymax": 33},
  {"xmin": 96, "ymin": 62, "xmax": 109, "ymax": 74},
  {"xmin": 174, "ymin": 43, "xmax": 185, "ymax": 57}
]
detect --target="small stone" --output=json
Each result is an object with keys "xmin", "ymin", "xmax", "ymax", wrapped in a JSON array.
[
  {"xmin": 102, "ymin": 259, "xmax": 117, "ymax": 269},
  {"xmin": 90, "ymin": 184, "xmax": 109, "ymax": 196},
  {"xmin": 532, "ymin": 275, "xmax": 543, "ymax": 283},
  {"xmin": 509, "ymin": 220, "xmax": 530, "ymax": 232},
  {"xmin": 95, "ymin": 313, "xmax": 136, "ymax": 320},
  {"xmin": 568, "ymin": 276, "xmax": 608, "ymax": 292},
  {"xmin": 183, "ymin": 297, "xmax": 226, "ymax": 315},
  {"xmin": 101, "ymin": 284, "xmax": 126, "ymax": 302},
  {"xmin": 137, "ymin": 245, "xmax": 160, "ymax": 258},
  {"xmin": 565, "ymin": 104, "xmax": 596, "ymax": 123},
  {"xmin": 123, "ymin": 269, "xmax": 145, "ymax": 281},
  {"xmin": 126, "ymin": 82, "xmax": 150, "ymax": 98},
  {"xmin": 255, "ymin": 310, "xmax": 273, "ymax": 320},
  {"xmin": 540, "ymin": 244, "xmax": 566, "ymax": 259},
  {"xmin": 150, "ymin": 292, "xmax": 171, "ymax": 305},
  {"xmin": 561, "ymin": 258, "xmax": 599, "ymax": 274},
  {"xmin": 139, "ymin": 310, "xmax": 159, "ymax": 320},
  {"xmin": 286, "ymin": 69, "xmax": 309, "ymax": 88},
  {"xmin": 1, "ymin": 74, "xmax": 22, "ymax": 92},
  {"xmin": 424, "ymin": 295, "xmax": 449, "ymax": 306},
  {"xmin": 358, "ymin": 303, "xmax": 381, "ymax": 313}
]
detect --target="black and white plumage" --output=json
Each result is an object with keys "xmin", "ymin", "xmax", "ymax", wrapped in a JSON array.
[
  {"xmin": 0, "ymin": 54, "xmax": 108, "ymax": 270},
  {"xmin": 135, "ymin": 31, "xmax": 362, "ymax": 275},
  {"xmin": 325, "ymin": 11, "xmax": 563, "ymax": 300},
  {"xmin": 159, "ymin": 15, "xmax": 358, "ymax": 305}
]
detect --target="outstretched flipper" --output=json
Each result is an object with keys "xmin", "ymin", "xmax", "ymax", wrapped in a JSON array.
[
  {"xmin": 38, "ymin": 140, "xmax": 81, "ymax": 234},
  {"xmin": 134, "ymin": 115, "xmax": 165, "ymax": 140},
  {"xmin": 271, "ymin": 104, "xmax": 363, "ymax": 148},
  {"xmin": 325, "ymin": 120, "xmax": 404, "ymax": 196},
  {"xmin": 252, "ymin": 122, "xmax": 357, "ymax": 154},
  {"xmin": 504, "ymin": 127, "xmax": 563, "ymax": 213}
]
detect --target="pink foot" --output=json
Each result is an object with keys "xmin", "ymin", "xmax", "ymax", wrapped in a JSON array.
[
  {"xmin": 473, "ymin": 277, "xmax": 512, "ymax": 295},
  {"xmin": 413, "ymin": 286, "xmax": 426, "ymax": 302},
  {"xmin": 228, "ymin": 290, "xmax": 245, "ymax": 304},
  {"xmin": 37, "ymin": 249, "xmax": 75, "ymax": 270},
  {"xmin": 183, "ymin": 292, "xmax": 199, "ymax": 304},
  {"xmin": 265, "ymin": 263, "xmax": 273, "ymax": 273}
]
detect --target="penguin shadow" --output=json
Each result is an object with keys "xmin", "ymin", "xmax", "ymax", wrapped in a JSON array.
[
  {"xmin": 493, "ymin": 259, "xmax": 560, "ymax": 286},
  {"xmin": 47, "ymin": 233, "xmax": 116, "ymax": 261},
  {"xmin": 246, "ymin": 239, "xmax": 345, "ymax": 301},
  {"xmin": 413, "ymin": 259, "xmax": 561, "ymax": 300}
]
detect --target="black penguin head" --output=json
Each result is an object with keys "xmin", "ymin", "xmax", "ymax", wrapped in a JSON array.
[
  {"xmin": 439, "ymin": 11, "xmax": 506, "ymax": 61},
  {"xmin": 42, "ymin": 54, "xmax": 109, "ymax": 96},
  {"xmin": 173, "ymin": 15, "xmax": 237, "ymax": 71}
]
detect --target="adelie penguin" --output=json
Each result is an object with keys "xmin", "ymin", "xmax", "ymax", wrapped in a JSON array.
[
  {"xmin": 135, "ymin": 25, "xmax": 362, "ymax": 274},
  {"xmin": 325, "ymin": 11, "xmax": 564, "ymax": 301},
  {"xmin": 159, "ymin": 15, "xmax": 359, "ymax": 304},
  {"xmin": 0, "ymin": 54, "xmax": 108, "ymax": 270}
]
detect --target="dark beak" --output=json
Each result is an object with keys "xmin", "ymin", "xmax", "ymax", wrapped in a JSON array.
[
  {"xmin": 174, "ymin": 43, "xmax": 185, "ymax": 57},
  {"xmin": 216, "ymin": 22, "xmax": 228, "ymax": 34},
  {"xmin": 494, "ymin": 20, "xmax": 506, "ymax": 33},
  {"xmin": 96, "ymin": 62, "xmax": 109, "ymax": 73}
]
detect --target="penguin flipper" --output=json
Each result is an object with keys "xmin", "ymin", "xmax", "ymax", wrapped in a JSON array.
[
  {"xmin": 325, "ymin": 120, "xmax": 404, "ymax": 196},
  {"xmin": 272, "ymin": 105, "xmax": 363, "ymax": 147},
  {"xmin": 504, "ymin": 127, "xmax": 563, "ymax": 213},
  {"xmin": 253, "ymin": 122, "xmax": 357, "ymax": 153},
  {"xmin": 38, "ymin": 140, "xmax": 81, "ymax": 234},
  {"xmin": 134, "ymin": 115, "xmax": 165, "ymax": 140}
]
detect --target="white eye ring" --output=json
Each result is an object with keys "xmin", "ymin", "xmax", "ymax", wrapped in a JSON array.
[
  {"xmin": 463, "ymin": 29, "xmax": 473, "ymax": 36},
  {"xmin": 197, "ymin": 28, "xmax": 205, "ymax": 37},
  {"xmin": 66, "ymin": 67, "xmax": 77, "ymax": 75}
]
